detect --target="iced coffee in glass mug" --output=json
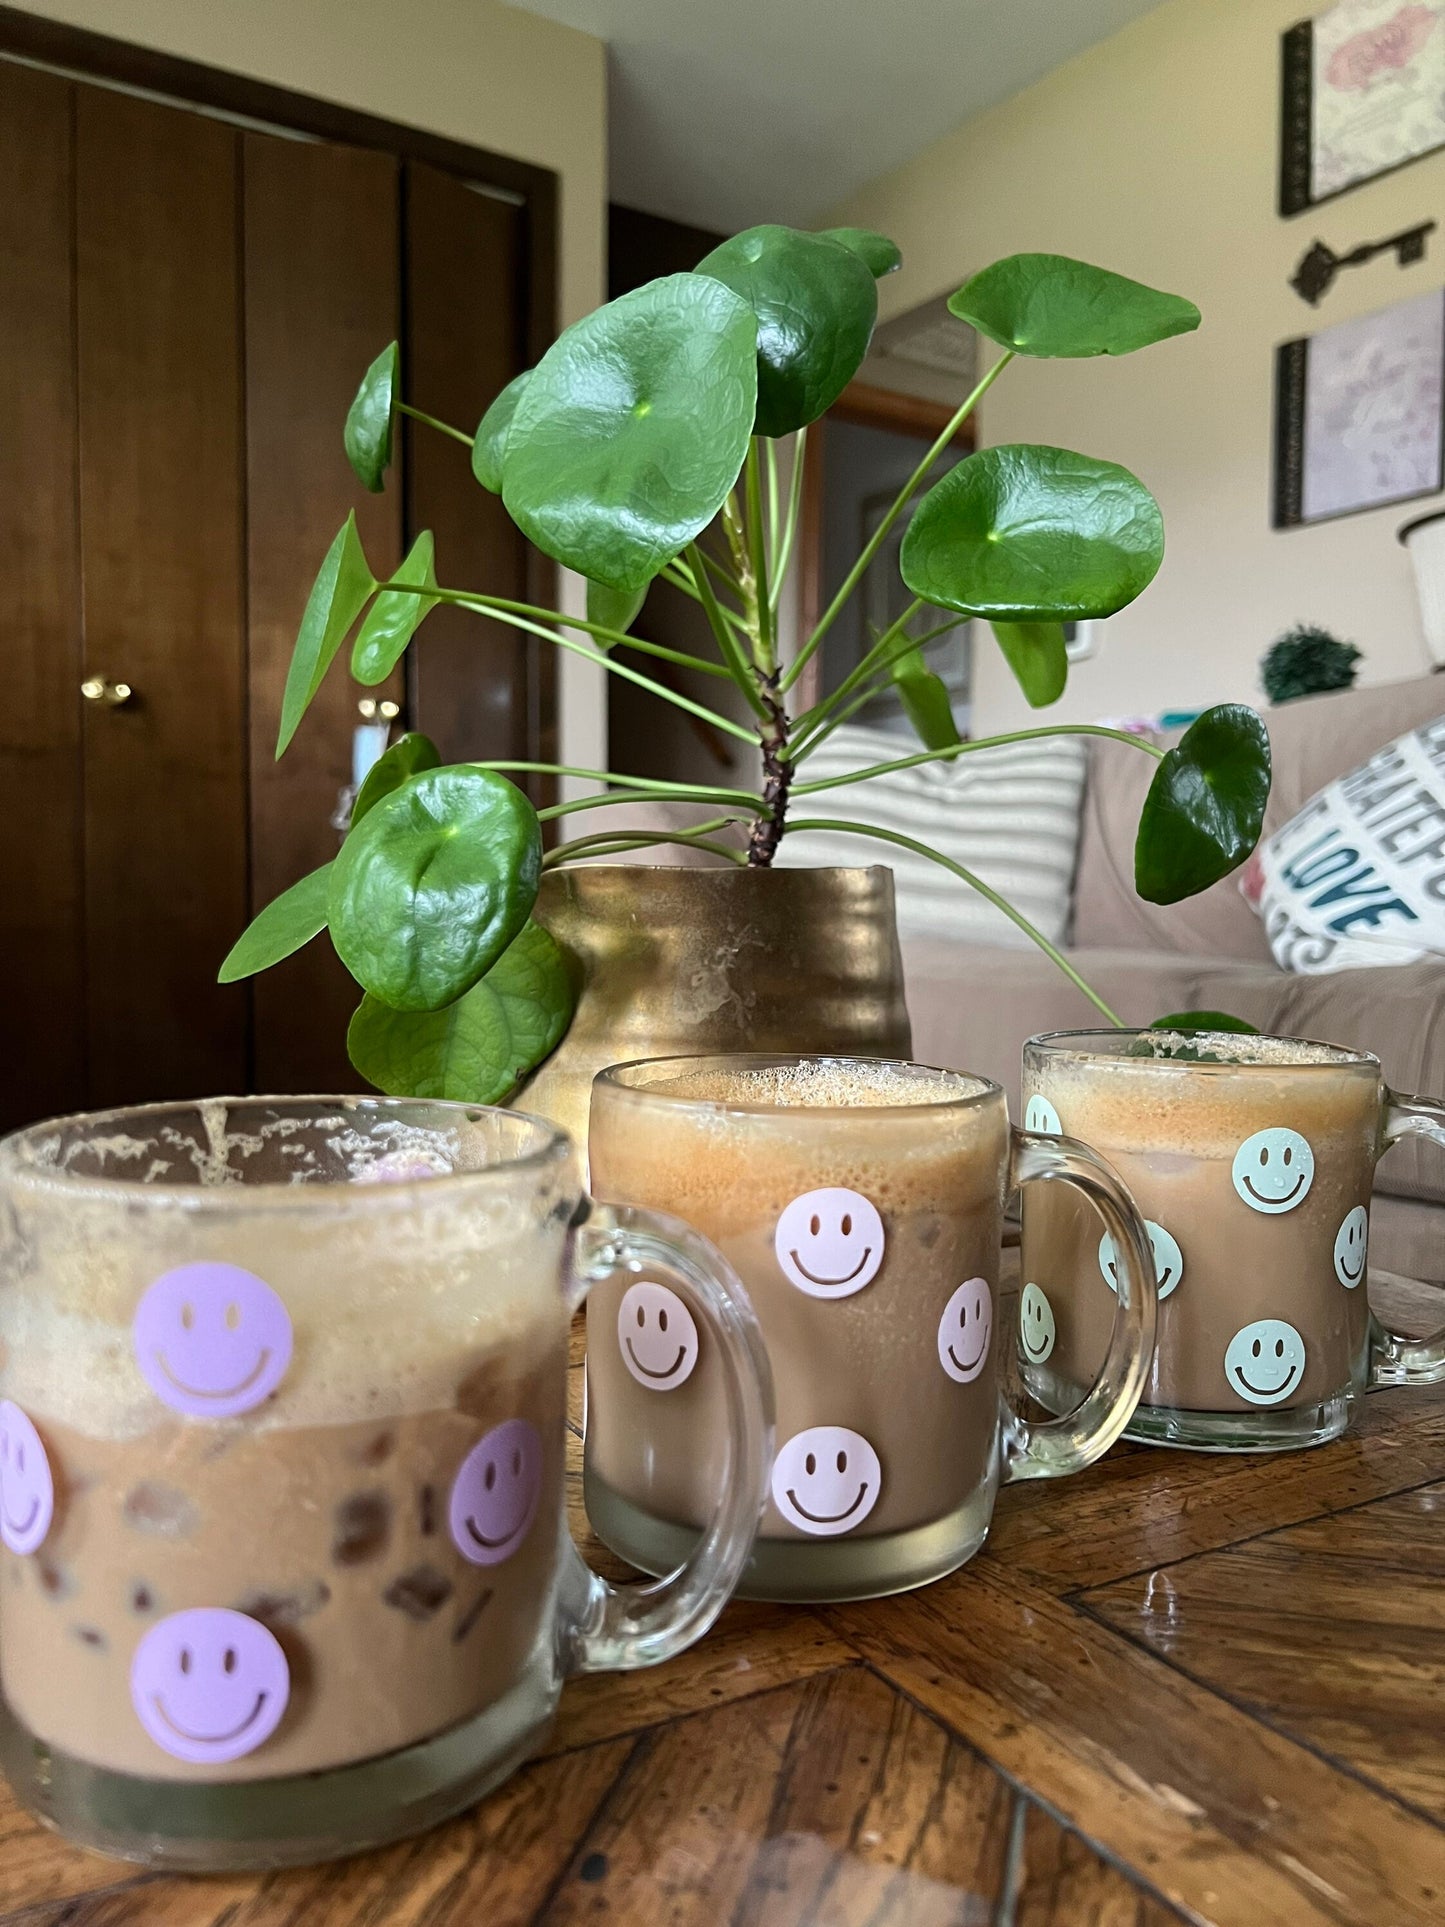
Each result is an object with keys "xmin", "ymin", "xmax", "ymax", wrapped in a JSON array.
[
  {"xmin": 1020, "ymin": 1030, "xmax": 1445, "ymax": 1449},
  {"xmin": 585, "ymin": 1054, "xmax": 1157, "ymax": 1602},
  {"xmin": 0, "ymin": 1097, "xmax": 771, "ymax": 1869}
]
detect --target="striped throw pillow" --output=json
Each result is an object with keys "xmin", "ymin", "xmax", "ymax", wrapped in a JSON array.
[{"xmin": 777, "ymin": 724, "xmax": 1088, "ymax": 947}]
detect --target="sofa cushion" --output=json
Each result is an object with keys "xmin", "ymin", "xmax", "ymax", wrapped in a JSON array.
[
  {"xmin": 1072, "ymin": 676, "xmax": 1445, "ymax": 962},
  {"xmin": 901, "ymin": 938, "xmax": 1445, "ymax": 1209}
]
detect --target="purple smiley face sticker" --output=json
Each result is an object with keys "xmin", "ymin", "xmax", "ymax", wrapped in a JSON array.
[
  {"xmin": 133, "ymin": 1263, "xmax": 292, "ymax": 1419},
  {"xmin": 449, "ymin": 1418, "xmax": 542, "ymax": 1567},
  {"xmin": 130, "ymin": 1607, "xmax": 289, "ymax": 1765},
  {"xmin": 0, "ymin": 1402, "xmax": 54, "ymax": 1556}
]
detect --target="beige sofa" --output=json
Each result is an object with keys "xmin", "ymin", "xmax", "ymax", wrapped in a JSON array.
[
  {"xmin": 902, "ymin": 675, "xmax": 1445, "ymax": 1280},
  {"xmin": 576, "ymin": 674, "xmax": 1445, "ymax": 1278}
]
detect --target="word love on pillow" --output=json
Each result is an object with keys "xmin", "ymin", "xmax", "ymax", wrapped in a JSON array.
[{"xmin": 1243, "ymin": 716, "xmax": 1445, "ymax": 974}]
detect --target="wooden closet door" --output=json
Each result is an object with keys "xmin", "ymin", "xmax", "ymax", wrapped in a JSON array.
[
  {"xmin": 405, "ymin": 163, "xmax": 539, "ymax": 778},
  {"xmin": 0, "ymin": 64, "xmax": 83, "ymax": 1132},
  {"xmin": 75, "ymin": 86, "xmax": 248, "ymax": 1107},
  {"xmin": 243, "ymin": 132, "xmax": 402, "ymax": 1094}
]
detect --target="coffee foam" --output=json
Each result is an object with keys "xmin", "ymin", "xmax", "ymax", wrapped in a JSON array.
[
  {"xmin": 1029, "ymin": 1045, "xmax": 1380, "ymax": 1163},
  {"xmin": 638, "ymin": 1059, "xmax": 985, "ymax": 1111}
]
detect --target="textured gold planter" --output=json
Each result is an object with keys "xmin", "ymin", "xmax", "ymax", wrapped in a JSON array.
[{"xmin": 513, "ymin": 864, "xmax": 913, "ymax": 1154}]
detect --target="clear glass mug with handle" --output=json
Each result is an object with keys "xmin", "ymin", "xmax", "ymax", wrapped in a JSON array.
[
  {"xmin": 0, "ymin": 1096, "xmax": 772, "ymax": 1870},
  {"xmin": 1020, "ymin": 1029, "xmax": 1445, "ymax": 1449},
  {"xmin": 583, "ymin": 1054, "xmax": 1158, "ymax": 1603}
]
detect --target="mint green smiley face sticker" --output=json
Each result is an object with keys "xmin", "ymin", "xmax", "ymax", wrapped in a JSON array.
[
  {"xmin": 1224, "ymin": 1318, "xmax": 1306, "ymax": 1405},
  {"xmin": 1023, "ymin": 1095, "xmax": 1062, "ymax": 1135},
  {"xmin": 1231, "ymin": 1128, "xmax": 1314, "ymax": 1215},
  {"xmin": 1333, "ymin": 1206, "xmax": 1368, "ymax": 1288},
  {"xmin": 1019, "ymin": 1281, "xmax": 1055, "ymax": 1364},
  {"xmin": 1099, "ymin": 1221, "xmax": 1183, "ymax": 1300}
]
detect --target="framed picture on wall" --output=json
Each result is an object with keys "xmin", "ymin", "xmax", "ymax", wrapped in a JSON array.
[
  {"xmin": 1273, "ymin": 285, "xmax": 1445, "ymax": 526},
  {"xmin": 1280, "ymin": 1, "xmax": 1445, "ymax": 214}
]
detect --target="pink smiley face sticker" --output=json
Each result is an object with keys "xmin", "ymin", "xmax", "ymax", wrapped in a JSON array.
[
  {"xmin": 131, "ymin": 1607, "xmax": 289, "ymax": 1765},
  {"xmin": 0, "ymin": 1402, "xmax": 54, "ymax": 1556},
  {"xmin": 449, "ymin": 1418, "xmax": 542, "ymax": 1566},
  {"xmin": 133, "ymin": 1263, "xmax": 293, "ymax": 1419}
]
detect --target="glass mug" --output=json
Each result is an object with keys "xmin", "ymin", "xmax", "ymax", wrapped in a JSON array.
[
  {"xmin": 1019, "ymin": 1030, "xmax": 1445, "ymax": 1450},
  {"xmin": 584, "ymin": 1054, "xmax": 1158, "ymax": 1603},
  {"xmin": 0, "ymin": 1097, "xmax": 772, "ymax": 1870}
]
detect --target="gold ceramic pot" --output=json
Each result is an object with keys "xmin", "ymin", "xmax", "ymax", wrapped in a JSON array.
[{"xmin": 513, "ymin": 865, "xmax": 913, "ymax": 1153}]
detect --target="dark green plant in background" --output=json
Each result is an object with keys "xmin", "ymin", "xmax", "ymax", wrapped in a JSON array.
[
  {"xmin": 220, "ymin": 233, "xmax": 1272, "ymax": 1103},
  {"xmin": 1261, "ymin": 624, "xmax": 1361, "ymax": 704}
]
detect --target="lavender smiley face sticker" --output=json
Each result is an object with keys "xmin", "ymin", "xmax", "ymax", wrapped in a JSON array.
[
  {"xmin": 449, "ymin": 1418, "xmax": 542, "ymax": 1567},
  {"xmin": 937, "ymin": 1277, "xmax": 992, "ymax": 1384},
  {"xmin": 774, "ymin": 1187, "xmax": 885, "ymax": 1299},
  {"xmin": 0, "ymin": 1402, "xmax": 54, "ymax": 1557},
  {"xmin": 131, "ymin": 1607, "xmax": 289, "ymax": 1765},
  {"xmin": 133, "ymin": 1263, "xmax": 293, "ymax": 1420}
]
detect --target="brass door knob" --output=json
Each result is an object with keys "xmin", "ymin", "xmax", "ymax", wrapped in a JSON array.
[{"xmin": 81, "ymin": 677, "xmax": 133, "ymax": 707}]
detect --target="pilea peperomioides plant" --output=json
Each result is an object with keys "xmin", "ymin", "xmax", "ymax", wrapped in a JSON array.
[{"xmin": 221, "ymin": 233, "xmax": 1271, "ymax": 1104}]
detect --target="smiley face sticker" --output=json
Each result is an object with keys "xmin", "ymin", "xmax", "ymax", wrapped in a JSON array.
[
  {"xmin": 130, "ymin": 1607, "xmax": 289, "ymax": 1765},
  {"xmin": 1231, "ymin": 1129, "xmax": 1314, "ymax": 1215},
  {"xmin": 1099, "ymin": 1221, "xmax": 1184, "ymax": 1301},
  {"xmin": 1224, "ymin": 1319, "xmax": 1306, "ymax": 1406},
  {"xmin": 774, "ymin": 1187, "xmax": 884, "ymax": 1299},
  {"xmin": 937, "ymin": 1277, "xmax": 993, "ymax": 1384},
  {"xmin": 1023, "ymin": 1095, "xmax": 1062, "ymax": 1136},
  {"xmin": 0, "ymin": 1402, "xmax": 53, "ymax": 1557},
  {"xmin": 133, "ymin": 1263, "xmax": 293, "ymax": 1420},
  {"xmin": 449, "ymin": 1418, "xmax": 542, "ymax": 1566},
  {"xmin": 1019, "ymin": 1282, "xmax": 1056, "ymax": 1364},
  {"xmin": 771, "ymin": 1425, "xmax": 881, "ymax": 1536},
  {"xmin": 617, "ymin": 1282, "xmax": 699, "ymax": 1390},
  {"xmin": 1334, "ymin": 1206, "xmax": 1368, "ymax": 1288}
]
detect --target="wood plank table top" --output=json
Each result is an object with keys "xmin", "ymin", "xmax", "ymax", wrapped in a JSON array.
[{"xmin": 3, "ymin": 1279, "xmax": 1444, "ymax": 1926}]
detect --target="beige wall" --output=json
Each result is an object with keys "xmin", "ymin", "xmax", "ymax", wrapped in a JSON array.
[
  {"xmin": 13, "ymin": 0, "xmax": 610, "ymax": 773},
  {"xmin": 831, "ymin": 0, "xmax": 1445, "ymax": 737}
]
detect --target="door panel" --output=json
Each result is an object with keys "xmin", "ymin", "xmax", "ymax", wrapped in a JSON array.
[
  {"xmin": 243, "ymin": 131, "xmax": 403, "ymax": 1093},
  {"xmin": 405, "ymin": 163, "xmax": 536, "ymax": 779},
  {"xmin": 0, "ymin": 64, "xmax": 84, "ymax": 1132},
  {"xmin": 75, "ymin": 86, "xmax": 249, "ymax": 1105}
]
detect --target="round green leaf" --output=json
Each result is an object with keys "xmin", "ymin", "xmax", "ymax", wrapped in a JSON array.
[
  {"xmin": 277, "ymin": 512, "xmax": 377, "ymax": 757},
  {"xmin": 329, "ymin": 766, "xmax": 541, "ymax": 1011},
  {"xmin": 989, "ymin": 621, "xmax": 1069, "ymax": 709},
  {"xmin": 1151, "ymin": 1011, "xmax": 1259, "ymax": 1033},
  {"xmin": 350, "ymin": 731, "xmax": 441, "ymax": 829},
  {"xmin": 501, "ymin": 274, "xmax": 757, "ymax": 594},
  {"xmin": 218, "ymin": 864, "xmax": 332, "ymax": 984},
  {"xmin": 1135, "ymin": 706, "xmax": 1271, "ymax": 905},
  {"xmin": 695, "ymin": 225, "xmax": 877, "ymax": 437},
  {"xmin": 816, "ymin": 227, "xmax": 901, "ymax": 278},
  {"xmin": 900, "ymin": 445, "xmax": 1164, "ymax": 622},
  {"xmin": 344, "ymin": 341, "xmax": 399, "ymax": 491},
  {"xmin": 347, "ymin": 920, "xmax": 576, "ymax": 1103},
  {"xmin": 890, "ymin": 645, "xmax": 960, "ymax": 750},
  {"xmin": 472, "ymin": 370, "xmax": 530, "ymax": 493},
  {"xmin": 949, "ymin": 255, "xmax": 1200, "ymax": 359},
  {"xmin": 351, "ymin": 531, "xmax": 440, "ymax": 685}
]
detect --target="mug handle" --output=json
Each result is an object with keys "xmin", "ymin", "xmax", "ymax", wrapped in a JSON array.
[
  {"xmin": 1004, "ymin": 1129, "xmax": 1159, "ymax": 1482},
  {"xmin": 557, "ymin": 1201, "xmax": 774, "ymax": 1673},
  {"xmin": 1368, "ymin": 1092, "xmax": 1445, "ymax": 1387}
]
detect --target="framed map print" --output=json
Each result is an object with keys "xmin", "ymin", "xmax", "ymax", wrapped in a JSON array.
[
  {"xmin": 1281, "ymin": 1, "xmax": 1445, "ymax": 213},
  {"xmin": 1274, "ymin": 285, "xmax": 1445, "ymax": 525}
]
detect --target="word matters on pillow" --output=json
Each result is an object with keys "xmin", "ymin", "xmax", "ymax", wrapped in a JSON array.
[{"xmin": 1244, "ymin": 715, "xmax": 1445, "ymax": 973}]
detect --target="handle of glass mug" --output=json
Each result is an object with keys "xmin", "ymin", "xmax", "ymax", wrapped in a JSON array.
[
  {"xmin": 1003, "ymin": 1129, "xmax": 1159, "ymax": 1482},
  {"xmin": 1368, "ymin": 1092, "xmax": 1445, "ymax": 1386},
  {"xmin": 557, "ymin": 1202, "xmax": 774, "ymax": 1673}
]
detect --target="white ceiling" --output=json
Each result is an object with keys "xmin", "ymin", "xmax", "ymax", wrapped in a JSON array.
[{"xmin": 512, "ymin": 0, "xmax": 1167, "ymax": 232}]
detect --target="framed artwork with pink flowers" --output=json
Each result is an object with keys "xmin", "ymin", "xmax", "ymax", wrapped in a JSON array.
[{"xmin": 1281, "ymin": 0, "xmax": 1445, "ymax": 214}]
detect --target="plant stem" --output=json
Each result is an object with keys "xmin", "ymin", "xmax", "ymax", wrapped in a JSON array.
[
  {"xmin": 686, "ymin": 543, "xmax": 770, "ymax": 719},
  {"xmin": 743, "ymin": 440, "xmax": 775, "ymax": 674},
  {"xmin": 790, "ymin": 620, "xmax": 962, "ymax": 759},
  {"xmin": 540, "ymin": 786, "xmax": 760, "ymax": 824},
  {"xmin": 477, "ymin": 761, "xmax": 760, "ymax": 805},
  {"xmin": 377, "ymin": 580, "xmax": 758, "ymax": 745},
  {"xmin": 765, "ymin": 436, "xmax": 781, "ymax": 569},
  {"xmin": 544, "ymin": 820, "xmax": 748, "ymax": 867},
  {"xmin": 747, "ymin": 671, "xmax": 791, "ymax": 867},
  {"xmin": 781, "ymin": 351, "xmax": 1013, "ymax": 693},
  {"xmin": 791, "ymin": 598, "xmax": 925, "ymax": 746},
  {"xmin": 793, "ymin": 724, "xmax": 1166, "ymax": 794},
  {"xmin": 395, "ymin": 401, "xmax": 474, "ymax": 448},
  {"xmin": 770, "ymin": 427, "xmax": 808, "ymax": 613},
  {"xmin": 786, "ymin": 818, "xmax": 1124, "ymax": 1026}
]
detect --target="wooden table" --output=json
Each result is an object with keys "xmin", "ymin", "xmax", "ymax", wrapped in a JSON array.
[{"xmin": 3, "ymin": 1281, "xmax": 1444, "ymax": 1926}]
